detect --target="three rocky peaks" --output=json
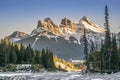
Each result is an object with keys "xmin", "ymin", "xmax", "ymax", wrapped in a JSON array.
[
  {"xmin": 7, "ymin": 16, "xmax": 106, "ymax": 59},
  {"xmin": 31, "ymin": 16, "xmax": 105, "ymax": 37}
]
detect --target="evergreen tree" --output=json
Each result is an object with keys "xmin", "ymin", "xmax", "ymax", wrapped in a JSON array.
[
  {"xmin": 100, "ymin": 40, "xmax": 105, "ymax": 72},
  {"xmin": 49, "ymin": 52, "xmax": 55, "ymax": 69},
  {"xmin": 104, "ymin": 5, "xmax": 111, "ymax": 50},
  {"xmin": 0, "ymin": 40, "xmax": 7, "ymax": 66},
  {"xmin": 19, "ymin": 44, "xmax": 25, "ymax": 63},
  {"xmin": 32, "ymin": 50, "xmax": 41, "ymax": 64},
  {"xmin": 83, "ymin": 28, "xmax": 89, "ymax": 72},
  {"xmin": 103, "ymin": 5, "xmax": 111, "ymax": 70},
  {"xmin": 41, "ymin": 49, "xmax": 46, "ymax": 68},
  {"xmin": 111, "ymin": 34, "xmax": 118, "ymax": 70},
  {"xmin": 35, "ymin": 50, "xmax": 41, "ymax": 64},
  {"xmin": 9, "ymin": 44, "xmax": 17, "ymax": 64},
  {"xmin": 32, "ymin": 52, "xmax": 36, "ymax": 64},
  {"xmin": 15, "ymin": 44, "xmax": 20, "ymax": 64},
  {"xmin": 90, "ymin": 40, "xmax": 95, "ymax": 53},
  {"xmin": 118, "ymin": 46, "xmax": 120, "ymax": 70},
  {"xmin": 5, "ymin": 42, "xmax": 11, "ymax": 64}
]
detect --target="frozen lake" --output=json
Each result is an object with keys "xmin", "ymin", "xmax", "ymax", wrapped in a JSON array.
[{"xmin": 0, "ymin": 72, "xmax": 120, "ymax": 80}]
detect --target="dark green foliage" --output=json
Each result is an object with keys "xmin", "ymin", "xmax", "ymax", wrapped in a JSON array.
[
  {"xmin": 118, "ymin": 47, "xmax": 120, "ymax": 70},
  {"xmin": 9, "ymin": 43, "xmax": 17, "ymax": 64},
  {"xmin": 19, "ymin": 44, "xmax": 25, "ymax": 63},
  {"xmin": 103, "ymin": 5, "xmax": 111, "ymax": 70},
  {"xmin": 24, "ymin": 45, "xmax": 32, "ymax": 64},
  {"xmin": 15, "ymin": 44, "xmax": 20, "ymax": 64},
  {"xmin": 90, "ymin": 41, "xmax": 95, "ymax": 53},
  {"xmin": 0, "ymin": 39, "xmax": 56, "ymax": 70},
  {"xmin": 40, "ymin": 48, "xmax": 55, "ymax": 69},
  {"xmin": 83, "ymin": 28, "xmax": 89, "ymax": 72},
  {"xmin": 111, "ymin": 34, "xmax": 118, "ymax": 70},
  {"xmin": 88, "ymin": 5, "xmax": 119, "ymax": 72},
  {"xmin": 104, "ymin": 5, "xmax": 111, "ymax": 50},
  {"xmin": 0, "ymin": 40, "xmax": 7, "ymax": 66}
]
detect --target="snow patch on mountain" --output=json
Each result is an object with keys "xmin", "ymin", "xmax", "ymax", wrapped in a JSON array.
[{"xmin": 79, "ymin": 16, "xmax": 105, "ymax": 33}]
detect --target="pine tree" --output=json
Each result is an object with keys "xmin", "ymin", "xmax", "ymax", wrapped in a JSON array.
[
  {"xmin": 104, "ymin": 5, "xmax": 111, "ymax": 50},
  {"xmin": 100, "ymin": 40, "xmax": 105, "ymax": 72},
  {"xmin": 0, "ymin": 41, "xmax": 6, "ymax": 66},
  {"xmin": 19, "ymin": 44, "xmax": 25, "ymax": 63},
  {"xmin": 15, "ymin": 44, "xmax": 20, "ymax": 64},
  {"xmin": 90, "ymin": 40, "xmax": 95, "ymax": 53},
  {"xmin": 35, "ymin": 50, "xmax": 41, "ymax": 64},
  {"xmin": 41, "ymin": 49, "xmax": 46, "ymax": 68},
  {"xmin": 5, "ymin": 42, "xmax": 11, "ymax": 64},
  {"xmin": 9, "ymin": 44, "xmax": 17, "ymax": 64},
  {"xmin": 12, "ymin": 47, "xmax": 17, "ymax": 64},
  {"xmin": 83, "ymin": 28, "xmax": 89, "ymax": 72},
  {"xmin": 111, "ymin": 34, "xmax": 118, "ymax": 70},
  {"xmin": 103, "ymin": 5, "xmax": 111, "ymax": 70},
  {"xmin": 32, "ymin": 52, "xmax": 36, "ymax": 64}
]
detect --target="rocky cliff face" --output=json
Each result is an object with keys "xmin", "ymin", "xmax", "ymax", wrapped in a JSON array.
[
  {"xmin": 31, "ymin": 17, "xmax": 105, "ymax": 37},
  {"xmin": 8, "ymin": 31, "xmax": 28, "ymax": 38},
  {"xmin": 31, "ymin": 18, "xmax": 61, "ymax": 36},
  {"xmin": 8, "ymin": 31, "xmax": 28, "ymax": 42},
  {"xmin": 60, "ymin": 18, "xmax": 77, "ymax": 35},
  {"xmin": 79, "ymin": 16, "xmax": 105, "ymax": 33}
]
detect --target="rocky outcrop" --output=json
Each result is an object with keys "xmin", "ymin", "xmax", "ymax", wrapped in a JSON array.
[
  {"xmin": 32, "ymin": 18, "xmax": 60, "ymax": 36},
  {"xmin": 31, "ymin": 17, "xmax": 105, "ymax": 37},
  {"xmin": 37, "ymin": 18, "xmax": 58, "ymax": 29},
  {"xmin": 8, "ymin": 31, "xmax": 28, "ymax": 42},
  {"xmin": 79, "ymin": 16, "xmax": 105, "ymax": 33},
  {"xmin": 8, "ymin": 31, "xmax": 28, "ymax": 38},
  {"xmin": 60, "ymin": 18, "xmax": 77, "ymax": 33}
]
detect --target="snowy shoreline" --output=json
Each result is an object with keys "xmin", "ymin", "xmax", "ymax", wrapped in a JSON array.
[{"xmin": 1, "ymin": 72, "xmax": 120, "ymax": 80}]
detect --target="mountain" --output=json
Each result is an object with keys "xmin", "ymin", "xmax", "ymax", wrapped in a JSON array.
[
  {"xmin": 31, "ymin": 17, "xmax": 105, "ymax": 37},
  {"xmin": 8, "ymin": 31, "xmax": 28, "ymax": 42},
  {"xmin": 9, "ymin": 17, "xmax": 105, "ymax": 60},
  {"xmin": 79, "ymin": 16, "xmax": 105, "ymax": 33}
]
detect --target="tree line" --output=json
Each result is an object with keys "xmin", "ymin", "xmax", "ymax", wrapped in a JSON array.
[
  {"xmin": 84, "ymin": 5, "xmax": 120, "ymax": 73},
  {"xmin": 0, "ymin": 38, "xmax": 55, "ymax": 70}
]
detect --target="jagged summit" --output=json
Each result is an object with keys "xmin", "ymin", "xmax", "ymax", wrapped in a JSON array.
[
  {"xmin": 31, "ymin": 17, "xmax": 105, "ymax": 37},
  {"xmin": 8, "ymin": 31, "xmax": 28, "ymax": 38},
  {"xmin": 79, "ymin": 16, "xmax": 105, "ymax": 33},
  {"xmin": 80, "ymin": 16, "xmax": 88, "ymax": 21},
  {"xmin": 37, "ymin": 17, "xmax": 58, "ymax": 28},
  {"xmin": 61, "ymin": 18, "xmax": 72, "ymax": 26},
  {"xmin": 31, "ymin": 18, "xmax": 60, "ymax": 37},
  {"xmin": 8, "ymin": 31, "xmax": 28, "ymax": 42}
]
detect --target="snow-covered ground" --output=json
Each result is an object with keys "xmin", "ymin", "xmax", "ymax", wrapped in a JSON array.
[{"xmin": 0, "ymin": 72, "xmax": 120, "ymax": 80}]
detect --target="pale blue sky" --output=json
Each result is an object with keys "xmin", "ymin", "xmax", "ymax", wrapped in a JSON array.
[{"xmin": 0, "ymin": 0, "xmax": 120, "ymax": 38}]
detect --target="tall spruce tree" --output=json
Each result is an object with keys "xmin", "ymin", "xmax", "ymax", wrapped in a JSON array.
[
  {"xmin": 15, "ymin": 44, "xmax": 20, "ymax": 64},
  {"xmin": 111, "ymin": 34, "xmax": 118, "ymax": 70},
  {"xmin": 104, "ymin": 5, "xmax": 111, "ymax": 70},
  {"xmin": 100, "ymin": 40, "xmax": 105, "ymax": 72},
  {"xmin": 9, "ymin": 44, "xmax": 17, "ymax": 64},
  {"xmin": 104, "ymin": 5, "xmax": 111, "ymax": 49},
  {"xmin": 83, "ymin": 28, "xmax": 89, "ymax": 72},
  {"xmin": 0, "ymin": 40, "xmax": 7, "ymax": 66}
]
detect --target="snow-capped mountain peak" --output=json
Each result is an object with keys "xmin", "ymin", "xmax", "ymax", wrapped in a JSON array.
[
  {"xmin": 79, "ymin": 16, "xmax": 105, "ymax": 33},
  {"xmin": 7, "ymin": 17, "xmax": 108, "ymax": 60},
  {"xmin": 31, "ymin": 17, "xmax": 105, "ymax": 38},
  {"xmin": 8, "ymin": 31, "xmax": 28, "ymax": 42}
]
